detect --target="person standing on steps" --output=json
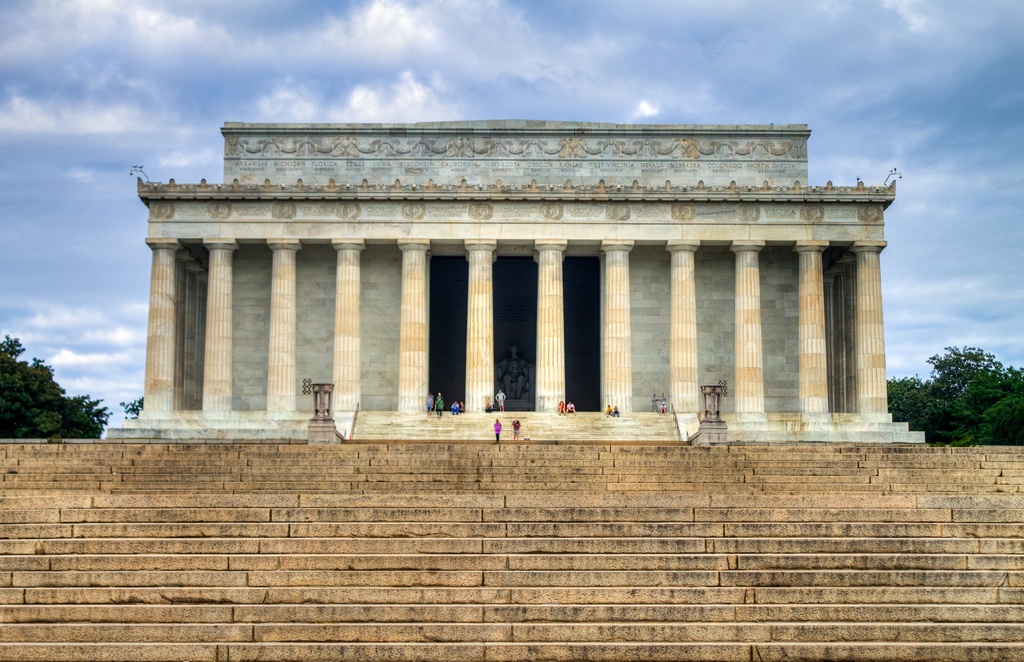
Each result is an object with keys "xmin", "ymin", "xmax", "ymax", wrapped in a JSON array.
[
  {"xmin": 512, "ymin": 419, "xmax": 521, "ymax": 441},
  {"xmin": 426, "ymin": 393, "xmax": 434, "ymax": 416},
  {"xmin": 493, "ymin": 419, "xmax": 502, "ymax": 443},
  {"xmin": 436, "ymin": 393, "xmax": 444, "ymax": 417},
  {"xmin": 495, "ymin": 388, "xmax": 506, "ymax": 412}
]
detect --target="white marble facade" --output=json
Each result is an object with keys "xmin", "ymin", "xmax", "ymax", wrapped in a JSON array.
[{"xmin": 112, "ymin": 121, "xmax": 922, "ymax": 442}]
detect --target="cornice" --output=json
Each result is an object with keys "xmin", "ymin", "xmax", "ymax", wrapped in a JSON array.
[{"xmin": 138, "ymin": 178, "xmax": 896, "ymax": 209}]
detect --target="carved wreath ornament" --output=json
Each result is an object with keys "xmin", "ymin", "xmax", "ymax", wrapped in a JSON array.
[{"xmin": 226, "ymin": 135, "xmax": 805, "ymax": 161}]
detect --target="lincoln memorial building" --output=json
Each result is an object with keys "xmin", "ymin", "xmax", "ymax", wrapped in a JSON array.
[{"xmin": 111, "ymin": 121, "xmax": 921, "ymax": 443}]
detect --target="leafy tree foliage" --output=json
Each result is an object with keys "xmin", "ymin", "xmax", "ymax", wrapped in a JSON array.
[
  {"xmin": 120, "ymin": 396, "xmax": 144, "ymax": 420},
  {"xmin": 0, "ymin": 336, "xmax": 109, "ymax": 439},
  {"xmin": 888, "ymin": 346, "xmax": 1024, "ymax": 446}
]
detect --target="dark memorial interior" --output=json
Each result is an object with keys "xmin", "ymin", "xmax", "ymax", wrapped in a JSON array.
[
  {"xmin": 563, "ymin": 257, "xmax": 600, "ymax": 412},
  {"xmin": 428, "ymin": 257, "xmax": 468, "ymax": 404},
  {"xmin": 428, "ymin": 254, "xmax": 600, "ymax": 411}
]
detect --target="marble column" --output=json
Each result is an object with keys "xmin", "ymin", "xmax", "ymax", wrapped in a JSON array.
[
  {"xmin": 602, "ymin": 240, "xmax": 634, "ymax": 412},
  {"xmin": 535, "ymin": 240, "xmax": 567, "ymax": 412},
  {"xmin": 464, "ymin": 240, "xmax": 496, "ymax": 412},
  {"xmin": 397, "ymin": 240, "xmax": 430, "ymax": 413},
  {"xmin": 173, "ymin": 250, "xmax": 189, "ymax": 410},
  {"xmin": 667, "ymin": 241, "xmax": 700, "ymax": 414},
  {"xmin": 202, "ymin": 240, "xmax": 238, "ymax": 413},
  {"xmin": 142, "ymin": 239, "xmax": 180, "ymax": 413},
  {"xmin": 332, "ymin": 240, "xmax": 364, "ymax": 412},
  {"xmin": 183, "ymin": 261, "xmax": 205, "ymax": 410},
  {"xmin": 852, "ymin": 241, "xmax": 888, "ymax": 415},
  {"xmin": 266, "ymin": 239, "xmax": 302, "ymax": 412},
  {"xmin": 731, "ymin": 241, "xmax": 765, "ymax": 415},
  {"xmin": 795, "ymin": 240, "xmax": 830, "ymax": 414}
]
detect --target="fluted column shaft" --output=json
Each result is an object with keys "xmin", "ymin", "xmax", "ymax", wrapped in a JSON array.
[
  {"xmin": 202, "ymin": 240, "xmax": 238, "ymax": 413},
  {"xmin": 266, "ymin": 240, "xmax": 301, "ymax": 412},
  {"xmin": 464, "ymin": 240, "xmax": 496, "ymax": 412},
  {"xmin": 852, "ymin": 241, "xmax": 888, "ymax": 414},
  {"xmin": 602, "ymin": 240, "xmax": 634, "ymax": 412},
  {"xmin": 668, "ymin": 241, "xmax": 700, "ymax": 414},
  {"xmin": 397, "ymin": 240, "xmax": 430, "ymax": 413},
  {"xmin": 796, "ymin": 241, "xmax": 830, "ymax": 414},
  {"xmin": 183, "ymin": 261, "xmax": 205, "ymax": 410},
  {"xmin": 535, "ymin": 240, "xmax": 567, "ymax": 412},
  {"xmin": 731, "ymin": 241, "xmax": 765, "ymax": 414},
  {"xmin": 143, "ymin": 239, "xmax": 180, "ymax": 413},
  {"xmin": 333, "ymin": 240, "xmax": 364, "ymax": 412}
]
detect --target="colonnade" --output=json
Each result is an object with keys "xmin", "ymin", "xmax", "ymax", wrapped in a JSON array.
[{"xmin": 141, "ymin": 238, "xmax": 889, "ymax": 418}]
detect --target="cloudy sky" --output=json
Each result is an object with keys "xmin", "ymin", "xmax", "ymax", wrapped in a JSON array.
[{"xmin": 1, "ymin": 0, "xmax": 1022, "ymax": 430}]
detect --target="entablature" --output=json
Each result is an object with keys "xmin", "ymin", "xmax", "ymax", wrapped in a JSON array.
[{"xmin": 139, "ymin": 178, "xmax": 896, "ymax": 209}]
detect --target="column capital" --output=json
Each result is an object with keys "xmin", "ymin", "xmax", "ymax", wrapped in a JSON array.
[
  {"xmin": 332, "ymin": 239, "xmax": 365, "ymax": 252},
  {"xmin": 267, "ymin": 238, "xmax": 302, "ymax": 252},
  {"xmin": 203, "ymin": 239, "xmax": 238, "ymax": 252},
  {"xmin": 794, "ymin": 240, "xmax": 829, "ymax": 254},
  {"xmin": 850, "ymin": 240, "xmax": 887, "ymax": 254},
  {"xmin": 666, "ymin": 240, "xmax": 700, "ymax": 253},
  {"xmin": 146, "ymin": 238, "xmax": 180, "ymax": 252},
  {"xmin": 464, "ymin": 239, "xmax": 497, "ymax": 253},
  {"xmin": 398, "ymin": 239, "xmax": 431, "ymax": 253},
  {"xmin": 534, "ymin": 239, "xmax": 568, "ymax": 253},
  {"xmin": 730, "ymin": 240, "xmax": 765, "ymax": 253},
  {"xmin": 601, "ymin": 239, "xmax": 634, "ymax": 253}
]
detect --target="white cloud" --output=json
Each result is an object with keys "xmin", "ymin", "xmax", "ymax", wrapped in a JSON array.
[
  {"xmin": 0, "ymin": 96, "xmax": 153, "ymax": 135},
  {"xmin": 256, "ymin": 81, "xmax": 323, "ymax": 123},
  {"xmin": 630, "ymin": 100, "xmax": 660, "ymax": 121},
  {"xmin": 346, "ymin": 0, "xmax": 440, "ymax": 54},
  {"xmin": 333, "ymin": 71, "xmax": 461, "ymax": 123},
  {"xmin": 882, "ymin": 0, "xmax": 937, "ymax": 34},
  {"xmin": 50, "ymin": 349, "xmax": 135, "ymax": 368}
]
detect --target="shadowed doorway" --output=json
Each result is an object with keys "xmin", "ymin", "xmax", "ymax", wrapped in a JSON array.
[
  {"xmin": 564, "ymin": 256, "xmax": 601, "ymax": 411},
  {"xmin": 428, "ymin": 256, "xmax": 467, "ymax": 406}
]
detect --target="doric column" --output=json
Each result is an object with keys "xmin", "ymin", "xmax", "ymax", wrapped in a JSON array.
[
  {"xmin": 142, "ymin": 239, "xmax": 180, "ymax": 413},
  {"xmin": 852, "ymin": 241, "xmax": 888, "ymax": 414},
  {"xmin": 602, "ymin": 240, "xmax": 634, "ymax": 412},
  {"xmin": 535, "ymin": 240, "xmax": 567, "ymax": 412},
  {"xmin": 183, "ymin": 261, "xmax": 205, "ymax": 410},
  {"xmin": 201, "ymin": 240, "xmax": 238, "ymax": 413},
  {"xmin": 731, "ymin": 240, "xmax": 765, "ymax": 414},
  {"xmin": 397, "ymin": 240, "xmax": 430, "ymax": 413},
  {"xmin": 266, "ymin": 239, "xmax": 302, "ymax": 412},
  {"xmin": 173, "ymin": 250, "xmax": 189, "ymax": 410},
  {"xmin": 668, "ymin": 241, "xmax": 700, "ymax": 414},
  {"xmin": 332, "ymin": 240, "xmax": 364, "ymax": 411},
  {"xmin": 464, "ymin": 240, "xmax": 496, "ymax": 412},
  {"xmin": 795, "ymin": 241, "xmax": 830, "ymax": 414}
]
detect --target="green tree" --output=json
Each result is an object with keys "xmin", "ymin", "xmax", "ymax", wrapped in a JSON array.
[
  {"xmin": 120, "ymin": 396, "xmax": 144, "ymax": 420},
  {"xmin": 889, "ymin": 346, "xmax": 1024, "ymax": 446},
  {"xmin": 0, "ymin": 335, "xmax": 109, "ymax": 439}
]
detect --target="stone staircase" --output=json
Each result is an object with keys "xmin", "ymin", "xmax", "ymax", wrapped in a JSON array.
[
  {"xmin": 2, "ymin": 442, "xmax": 1024, "ymax": 660},
  {"xmin": 352, "ymin": 411, "xmax": 681, "ymax": 442}
]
